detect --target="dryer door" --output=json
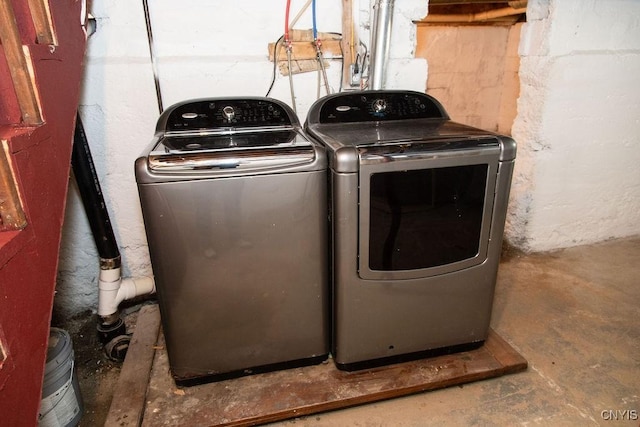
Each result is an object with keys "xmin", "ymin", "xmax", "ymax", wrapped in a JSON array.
[{"xmin": 358, "ymin": 140, "xmax": 500, "ymax": 281}]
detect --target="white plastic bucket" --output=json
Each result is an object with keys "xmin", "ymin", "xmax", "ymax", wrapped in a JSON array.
[{"xmin": 38, "ymin": 328, "xmax": 83, "ymax": 427}]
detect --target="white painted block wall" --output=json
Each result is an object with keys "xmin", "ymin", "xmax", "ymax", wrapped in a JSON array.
[
  {"xmin": 57, "ymin": 0, "xmax": 640, "ymax": 317},
  {"xmin": 56, "ymin": 0, "xmax": 427, "ymax": 317},
  {"xmin": 507, "ymin": 0, "xmax": 640, "ymax": 251}
]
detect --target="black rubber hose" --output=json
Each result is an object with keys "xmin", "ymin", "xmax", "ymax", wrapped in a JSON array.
[{"xmin": 71, "ymin": 113, "xmax": 120, "ymax": 261}]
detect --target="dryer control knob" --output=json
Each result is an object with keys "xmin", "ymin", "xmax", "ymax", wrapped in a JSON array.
[
  {"xmin": 372, "ymin": 99, "xmax": 387, "ymax": 114},
  {"xmin": 222, "ymin": 106, "xmax": 235, "ymax": 122}
]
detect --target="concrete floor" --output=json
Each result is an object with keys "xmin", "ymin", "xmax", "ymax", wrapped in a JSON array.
[
  {"xmin": 86, "ymin": 236, "xmax": 640, "ymax": 426},
  {"xmin": 265, "ymin": 237, "xmax": 640, "ymax": 426}
]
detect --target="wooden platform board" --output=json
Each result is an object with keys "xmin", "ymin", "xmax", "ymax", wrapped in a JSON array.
[{"xmin": 106, "ymin": 304, "xmax": 527, "ymax": 427}]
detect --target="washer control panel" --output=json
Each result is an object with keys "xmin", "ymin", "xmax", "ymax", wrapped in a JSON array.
[
  {"xmin": 163, "ymin": 99, "xmax": 294, "ymax": 132},
  {"xmin": 314, "ymin": 91, "xmax": 448, "ymax": 124}
]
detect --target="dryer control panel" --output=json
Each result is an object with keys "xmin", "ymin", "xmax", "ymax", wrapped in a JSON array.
[
  {"xmin": 160, "ymin": 98, "xmax": 295, "ymax": 132},
  {"xmin": 312, "ymin": 90, "xmax": 449, "ymax": 124}
]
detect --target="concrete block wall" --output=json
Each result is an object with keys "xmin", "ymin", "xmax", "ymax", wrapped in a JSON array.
[
  {"xmin": 507, "ymin": 0, "xmax": 640, "ymax": 251},
  {"xmin": 56, "ymin": 0, "xmax": 427, "ymax": 317},
  {"xmin": 56, "ymin": 0, "xmax": 640, "ymax": 317}
]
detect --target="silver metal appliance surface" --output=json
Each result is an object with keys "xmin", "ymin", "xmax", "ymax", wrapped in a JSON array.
[
  {"xmin": 305, "ymin": 90, "xmax": 516, "ymax": 371},
  {"xmin": 136, "ymin": 97, "xmax": 329, "ymax": 384}
]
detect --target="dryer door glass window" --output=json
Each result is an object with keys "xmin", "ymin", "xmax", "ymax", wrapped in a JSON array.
[{"xmin": 368, "ymin": 164, "xmax": 488, "ymax": 272}]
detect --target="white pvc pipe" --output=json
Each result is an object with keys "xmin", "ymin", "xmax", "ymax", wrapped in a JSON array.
[{"xmin": 98, "ymin": 266, "xmax": 156, "ymax": 317}]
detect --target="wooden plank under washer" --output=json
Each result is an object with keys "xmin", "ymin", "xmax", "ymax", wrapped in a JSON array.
[{"xmin": 107, "ymin": 304, "xmax": 528, "ymax": 426}]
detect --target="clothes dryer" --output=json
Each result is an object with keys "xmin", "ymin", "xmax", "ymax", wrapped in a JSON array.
[{"xmin": 305, "ymin": 90, "xmax": 516, "ymax": 370}]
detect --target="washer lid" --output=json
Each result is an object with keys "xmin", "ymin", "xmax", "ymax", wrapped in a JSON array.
[
  {"xmin": 147, "ymin": 129, "xmax": 317, "ymax": 171},
  {"xmin": 160, "ymin": 128, "xmax": 299, "ymax": 152},
  {"xmin": 146, "ymin": 97, "xmax": 322, "ymax": 172}
]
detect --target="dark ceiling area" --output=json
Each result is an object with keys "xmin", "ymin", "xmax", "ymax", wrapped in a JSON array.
[{"xmin": 421, "ymin": 1, "xmax": 527, "ymax": 25}]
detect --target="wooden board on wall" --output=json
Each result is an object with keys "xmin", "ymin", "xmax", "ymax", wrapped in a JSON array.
[{"xmin": 268, "ymin": 29, "xmax": 341, "ymax": 75}]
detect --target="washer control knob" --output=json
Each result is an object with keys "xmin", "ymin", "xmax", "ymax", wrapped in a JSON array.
[
  {"xmin": 222, "ymin": 106, "xmax": 235, "ymax": 122},
  {"xmin": 372, "ymin": 99, "xmax": 387, "ymax": 114}
]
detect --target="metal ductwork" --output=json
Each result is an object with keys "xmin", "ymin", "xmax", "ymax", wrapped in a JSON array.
[{"xmin": 369, "ymin": 0, "xmax": 395, "ymax": 90}]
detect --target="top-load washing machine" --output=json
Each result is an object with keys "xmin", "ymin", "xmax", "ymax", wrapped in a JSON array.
[
  {"xmin": 305, "ymin": 90, "xmax": 516, "ymax": 370},
  {"xmin": 135, "ymin": 97, "xmax": 329, "ymax": 384}
]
